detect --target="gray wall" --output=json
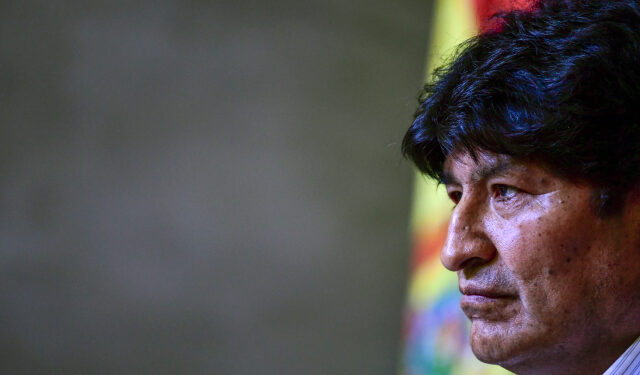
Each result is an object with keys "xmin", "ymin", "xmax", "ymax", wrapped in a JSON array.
[{"xmin": 0, "ymin": 1, "xmax": 432, "ymax": 374}]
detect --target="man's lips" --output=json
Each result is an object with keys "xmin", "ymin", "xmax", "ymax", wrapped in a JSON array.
[
  {"xmin": 459, "ymin": 283, "xmax": 518, "ymax": 319},
  {"xmin": 459, "ymin": 285, "xmax": 514, "ymax": 298}
]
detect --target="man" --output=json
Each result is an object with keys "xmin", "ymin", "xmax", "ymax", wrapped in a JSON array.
[{"xmin": 403, "ymin": 0, "xmax": 640, "ymax": 374}]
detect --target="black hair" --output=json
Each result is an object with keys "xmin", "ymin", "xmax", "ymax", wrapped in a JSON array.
[{"xmin": 402, "ymin": 0, "xmax": 640, "ymax": 214}]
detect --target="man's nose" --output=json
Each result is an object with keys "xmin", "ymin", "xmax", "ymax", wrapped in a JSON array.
[{"xmin": 440, "ymin": 196, "xmax": 496, "ymax": 271}]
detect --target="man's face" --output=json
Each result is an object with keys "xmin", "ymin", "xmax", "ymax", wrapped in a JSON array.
[{"xmin": 441, "ymin": 151, "xmax": 640, "ymax": 373}]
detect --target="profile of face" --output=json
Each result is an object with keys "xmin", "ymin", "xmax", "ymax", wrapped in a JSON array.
[{"xmin": 441, "ymin": 151, "xmax": 640, "ymax": 374}]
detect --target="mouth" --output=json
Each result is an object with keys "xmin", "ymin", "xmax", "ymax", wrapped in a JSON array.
[
  {"xmin": 459, "ymin": 283, "xmax": 518, "ymax": 319},
  {"xmin": 460, "ymin": 286, "xmax": 513, "ymax": 298}
]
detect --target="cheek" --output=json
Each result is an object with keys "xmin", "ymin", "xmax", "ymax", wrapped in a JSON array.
[
  {"xmin": 485, "ymin": 212, "xmax": 558, "ymax": 280},
  {"xmin": 487, "ymin": 204, "xmax": 598, "ymax": 305}
]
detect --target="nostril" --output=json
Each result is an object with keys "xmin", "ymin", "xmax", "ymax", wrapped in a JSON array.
[{"xmin": 460, "ymin": 257, "xmax": 486, "ymax": 272}]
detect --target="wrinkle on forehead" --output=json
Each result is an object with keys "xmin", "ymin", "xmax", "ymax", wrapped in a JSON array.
[{"xmin": 441, "ymin": 152, "xmax": 528, "ymax": 185}]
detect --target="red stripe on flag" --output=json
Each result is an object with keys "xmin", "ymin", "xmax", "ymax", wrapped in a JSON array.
[{"xmin": 473, "ymin": 0, "xmax": 539, "ymax": 33}]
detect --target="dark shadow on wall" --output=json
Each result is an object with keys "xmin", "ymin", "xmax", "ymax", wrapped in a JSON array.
[{"xmin": 0, "ymin": 0, "xmax": 432, "ymax": 374}]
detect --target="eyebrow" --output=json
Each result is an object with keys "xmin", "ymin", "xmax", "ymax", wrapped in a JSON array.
[{"xmin": 440, "ymin": 159, "xmax": 527, "ymax": 185}]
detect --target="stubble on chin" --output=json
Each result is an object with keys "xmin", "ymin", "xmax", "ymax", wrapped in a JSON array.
[{"xmin": 466, "ymin": 302, "xmax": 537, "ymax": 365}]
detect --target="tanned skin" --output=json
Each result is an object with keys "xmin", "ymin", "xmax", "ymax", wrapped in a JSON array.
[{"xmin": 441, "ymin": 151, "xmax": 640, "ymax": 375}]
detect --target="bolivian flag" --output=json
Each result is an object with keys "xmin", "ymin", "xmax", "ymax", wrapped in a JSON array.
[{"xmin": 402, "ymin": 1, "xmax": 535, "ymax": 374}]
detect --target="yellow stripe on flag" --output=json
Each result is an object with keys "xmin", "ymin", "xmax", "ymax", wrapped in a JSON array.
[{"xmin": 404, "ymin": 1, "xmax": 513, "ymax": 374}]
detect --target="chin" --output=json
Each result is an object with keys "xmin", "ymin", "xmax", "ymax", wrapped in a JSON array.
[
  {"xmin": 470, "ymin": 338, "xmax": 510, "ymax": 365},
  {"xmin": 470, "ymin": 341, "xmax": 535, "ymax": 375},
  {"xmin": 469, "ymin": 321, "xmax": 526, "ymax": 366},
  {"xmin": 469, "ymin": 322, "xmax": 549, "ymax": 374}
]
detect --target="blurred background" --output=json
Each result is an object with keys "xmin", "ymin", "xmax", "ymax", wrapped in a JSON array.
[{"xmin": 0, "ymin": 1, "xmax": 433, "ymax": 374}]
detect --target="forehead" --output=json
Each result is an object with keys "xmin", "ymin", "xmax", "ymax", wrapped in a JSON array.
[{"xmin": 442, "ymin": 152, "xmax": 542, "ymax": 184}]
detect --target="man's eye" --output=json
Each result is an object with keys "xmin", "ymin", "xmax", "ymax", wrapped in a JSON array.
[
  {"xmin": 448, "ymin": 191, "xmax": 462, "ymax": 204},
  {"xmin": 493, "ymin": 184, "xmax": 519, "ymax": 200}
]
